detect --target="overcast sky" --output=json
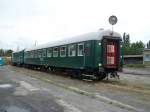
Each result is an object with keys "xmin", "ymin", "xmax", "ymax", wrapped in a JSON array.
[{"xmin": 0, "ymin": 0, "xmax": 150, "ymax": 51}]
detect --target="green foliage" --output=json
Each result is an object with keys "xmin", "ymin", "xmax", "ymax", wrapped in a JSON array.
[
  {"xmin": 0, "ymin": 49, "xmax": 13, "ymax": 57},
  {"xmin": 123, "ymin": 33, "xmax": 130, "ymax": 45},
  {"xmin": 130, "ymin": 41, "xmax": 145, "ymax": 55},
  {"xmin": 123, "ymin": 33, "xmax": 145, "ymax": 55},
  {"xmin": 123, "ymin": 41, "xmax": 145, "ymax": 55},
  {"xmin": 123, "ymin": 45, "xmax": 130, "ymax": 55},
  {"xmin": 147, "ymin": 41, "xmax": 150, "ymax": 49},
  {"xmin": 0, "ymin": 49, "xmax": 4, "ymax": 56},
  {"xmin": 5, "ymin": 49, "xmax": 13, "ymax": 56}
]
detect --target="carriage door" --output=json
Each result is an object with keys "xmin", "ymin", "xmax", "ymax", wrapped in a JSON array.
[
  {"xmin": 84, "ymin": 41, "xmax": 92, "ymax": 67},
  {"xmin": 106, "ymin": 41, "xmax": 117, "ymax": 68}
]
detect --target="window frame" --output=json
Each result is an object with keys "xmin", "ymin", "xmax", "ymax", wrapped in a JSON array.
[
  {"xmin": 42, "ymin": 49, "xmax": 47, "ymax": 57},
  {"xmin": 60, "ymin": 46, "xmax": 66, "ymax": 57},
  {"xmin": 31, "ymin": 51, "xmax": 34, "ymax": 58},
  {"xmin": 38, "ymin": 49, "xmax": 42, "ymax": 58},
  {"xmin": 47, "ymin": 48, "xmax": 52, "ymax": 57},
  {"xmin": 53, "ymin": 47, "xmax": 58, "ymax": 57},
  {"xmin": 25, "ymin": 52, "xmax": 28, "ymax": 59},
  {"xmin": 68, "ymin": 44, "xmax": 76, "ymax": 57},
  {"xmin": 34, "ymin": 50, "xmax": 38, "ymax": 58},
  {"xmin": 78, "ymin": 43, "xmax": 84, "ymax": 56},
  {"xmin": 29, "ymin": 51, "xmax": 32, "ymax": 58},
  {"xmin": 27, "ymin": 52, "xmax": 29, "ymax": 58},
  {"xmin": 144, "ymin": 54, "xmax": 150, "ymax": 61}
]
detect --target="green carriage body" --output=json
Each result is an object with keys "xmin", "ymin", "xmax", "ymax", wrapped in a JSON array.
[
  {"xmin": 12, "ymin": 50, "xmax": 24, "ymax": 66},
  {"xmin": 24, "ymin": 40, "xmax": 97, "ymax": 69},
  {"xmin": 24, "ymin": 30, "xmax": 123, "ymax": 73}
]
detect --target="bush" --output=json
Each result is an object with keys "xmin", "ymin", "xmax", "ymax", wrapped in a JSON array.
[{"xmin": 3, "ymin": 57, "xmax": 11, "ymax": 65}]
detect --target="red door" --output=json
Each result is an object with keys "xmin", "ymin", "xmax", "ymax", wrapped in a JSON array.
[{"xmin": 106, "ymin": 42, "xmax": 117, "ymax": 68}]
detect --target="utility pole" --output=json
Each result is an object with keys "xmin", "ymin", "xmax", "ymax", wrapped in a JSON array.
[
  {"xmin": 17, "ymin": 45, "xmax": 19, "ymax": 51},
  {"xmin": 34, "ymin": 41, "xmax": 38, "ymax": 46}
]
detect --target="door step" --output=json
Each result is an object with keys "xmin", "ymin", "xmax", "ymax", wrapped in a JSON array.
[
  {"xmin": 82, "ymin": 74, "xmax": 94, "ymax": 77},
  {"xmin": 81, "ymin": 74, "xmax": 97, "ymax": 80},
  {"xmin": 82, "ymin": 79, "xmax": 93, "ymax": 82}
]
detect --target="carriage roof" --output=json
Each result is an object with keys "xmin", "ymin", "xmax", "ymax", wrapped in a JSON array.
[
  {"xmin": 25, "ymin": 30, "xmax": 121, "ymax": 52},
  {"xmin": 13, "ymin": 49, "xmax": 24, "ymax": 54}
]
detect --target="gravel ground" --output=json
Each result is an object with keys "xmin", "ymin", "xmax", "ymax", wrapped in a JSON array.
[
  {"xmin": 123, "ymin": 68, "xmax": 150, "ymax": 75},
  {"xmin": 0, "ymin": 65, "xmax": 136, "ymax": 112},
  {"xmin": 5, "ymin": 65, "xmax": 150, "ymax": 112},
  {"xmin": 0, "ymin": 67, "xmax": 64, "ymax": 112}
]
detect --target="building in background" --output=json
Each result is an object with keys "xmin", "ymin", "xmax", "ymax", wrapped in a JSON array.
[
  {"xmin": 143, "ymin": 49, "xmax": 150, "ymax": 66},
  {"xmin": 123, "ymin": 55, "xmax": 143, "ymax": 65}
]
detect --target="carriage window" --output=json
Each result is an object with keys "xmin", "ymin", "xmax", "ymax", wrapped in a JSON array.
[
  {"xmin": 60, "ymin": 46, "xmax": 66, "ymax": 57},
  {"xmin": 47, "ymin": 48, "xmax": 52, "ymax": 57},
  {"xmin": 24, "ymin": 53, "xmax": 26, "ymax": 58},
  {"xmin": 78, "ymin": 43, "xmax": 84, "ymax": 56},
  {"xmin": 32, "ymin": 51, "xmax": 34, "ymax": 58},
  {"xmin": 27, "ymin": 52, "xmax": 30, "ymax": 58},
  {"xmin": 25, "ymin": 52, "xmax": 28, "ymax": 58},
  {"xmin": 68, "ymin": 44, "xmax": 76, "ymax": 57},
  {"xmin": 29, "ymin": 52, "xmax": 31, "ymax": 58},
  {"xmin": 38, "ymin": 50, "xmax": 42, "ymax": 58},
  {"xmin": 28, "ymin": 52, "xmax": 30, "ymax": 58},
  {"xmin": 42, "ymin": 49, "xmax": 46, "ymax": 57},
  {"xmin": 32, "ymin": 51, "xmax": 35, "ymax": 58},
  {"xmin": 34, "ymin": 50, "xmax": 38, "ymax": 58},
  {"xmin": 53, "ymin": 47, "xmax": 58, "ymax": 57},
  {"xmin": 31, "ymin": 51, "xmax": 34, "ymax": 58}
]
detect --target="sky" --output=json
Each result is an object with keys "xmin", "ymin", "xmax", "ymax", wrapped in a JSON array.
[{"xmin": 0, "ymin": 0, "xmax": 150, "ymax": 51}]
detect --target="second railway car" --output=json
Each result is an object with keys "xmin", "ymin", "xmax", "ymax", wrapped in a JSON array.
[
  {"xmin": 12, "ymin": 30, "xmax": 123, "ymax": 80},
  {"xmin": 12, "ymin": 50, "xmax": 24, "ymax": 66}
]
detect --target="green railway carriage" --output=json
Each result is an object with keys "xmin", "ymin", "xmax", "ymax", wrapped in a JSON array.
[
  {"xmin": 23, "ymin": 30, "xmax": 123, "ymax": 80},
  {"xmin": 12, "ymin": 50, "xmax": 24, "ymax": 66}
]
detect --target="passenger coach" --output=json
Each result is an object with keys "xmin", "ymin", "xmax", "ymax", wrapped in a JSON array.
[
  {"xmin": 12, "ymin": 30, "xmax": 123, "ymax": 80},
  {"xmin": 12, "ymin": 50, "xmax": 24, "ymax": 66}
]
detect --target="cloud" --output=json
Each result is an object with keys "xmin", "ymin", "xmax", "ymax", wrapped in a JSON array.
[{"xmin": 0, "ymin": 0, "xmax": 150, "ymax": 50}]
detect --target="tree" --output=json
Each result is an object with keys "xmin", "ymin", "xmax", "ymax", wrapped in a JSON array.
[
  {"xmin": 147, "ymin": 41, "xmax": 150, "ymax": 49},
  {"xmin": 0, "ymin": 49, "xmax": 13, "ymax": 57},
  {"xmin": 0, "ymin": 49, "xmax": 4, "ymax": 56},
  {"xmin": 123, "ymin": 32, "xmax": 145, "ymax": 55},
  {"xmin": 125, "ymin": 34, "xmax": 130, "ymax": 45},
  {"xmin": 123, "ymin": 32, "xmax": 130, "ymax": 46},
  {"xmin": 123, "ymin": 33, "xmax": 131, "ymax": 55},
  {"xmin": 130, "ymin": 41, "xmax": 145, "ymax": 55},
  {"xmin": 123, "ymin": 32, "xmax": 126, "ymax": 43},
  {"xmin": 5, "ymin": 49, "xmax": 13, "ymax": 56}
]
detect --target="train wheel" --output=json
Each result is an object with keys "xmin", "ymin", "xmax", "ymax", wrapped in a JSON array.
[{"xmin": 97, "ymin": 72, "xmax": 107, "ymax": 80}]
